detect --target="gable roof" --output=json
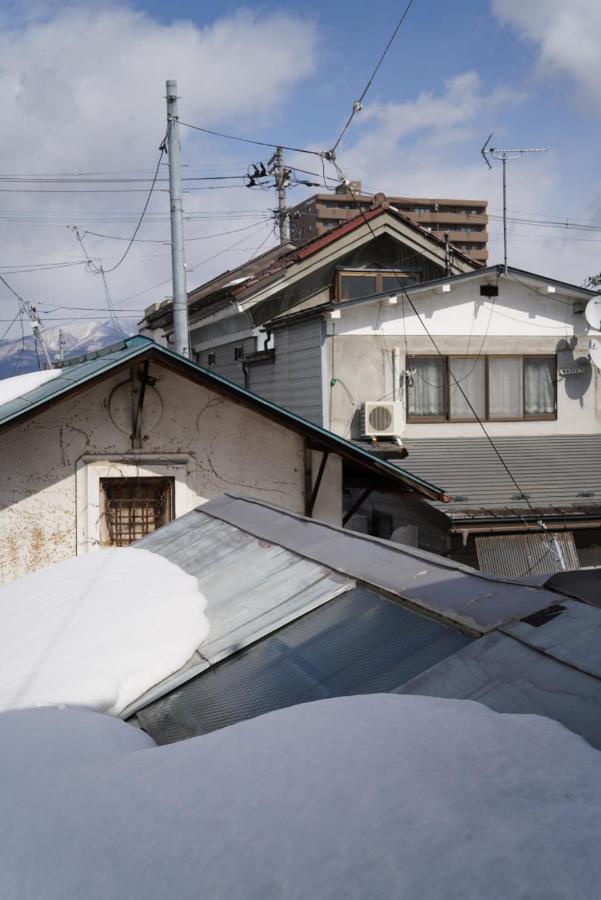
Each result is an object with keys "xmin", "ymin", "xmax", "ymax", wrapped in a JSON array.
[
  {"xmin": 267, "ymin": 263, "xmax": 598, "ymax": 328},
  {"xmin": 0, "ymin": 335, "xmax": 446, "ymax": 501},
  {"xmin": 143, "ymin": 206, "xmax": 480, "ymax": 330}
]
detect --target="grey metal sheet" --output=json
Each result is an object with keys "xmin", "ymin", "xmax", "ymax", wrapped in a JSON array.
[
  {"xmin": 475, "ymin": 532, "xmax": 579, "ymax": 577},
  {"xmin": 198, "ymin": 494, "xmax": 568, "ymax": 633},
  {"xmin": 135, "ymin": 586, "xmax": 471, "ymax": 744},
  {"xmin": 136, "ymin": 509, "xmax": 352, "ymax": 666},
  {"xmin": 538, "ymin": 568, "xmax": 601, "ymax": 607},
  {"xmin": 401, "ymin": 435, "xmax": 601, "ymax": 514},
  {"xmin": 397, "ymin": 630, "xmax": 601, "ymax": 750},
  {"xmin": 502, "ymin": 599, "xmax": 601, "ymax": 678}
]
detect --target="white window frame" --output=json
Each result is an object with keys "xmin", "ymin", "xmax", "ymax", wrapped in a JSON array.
[{"xmin": 76, "ymin": 454, "xmax": 197, "ymax": 554}]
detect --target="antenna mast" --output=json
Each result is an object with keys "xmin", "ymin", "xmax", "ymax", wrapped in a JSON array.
[{"xmin": 481, "ymin": 135, "xmax": 547, "ymax": 274}]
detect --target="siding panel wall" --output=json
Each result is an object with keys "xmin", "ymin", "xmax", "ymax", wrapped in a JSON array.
[
  {"xmin": 248, "ymin": 320, "xmax": 324, "ymax": 426},
  {"xmin": 197, "ymin": 336, "xmax": 256, "ymax": 387}
]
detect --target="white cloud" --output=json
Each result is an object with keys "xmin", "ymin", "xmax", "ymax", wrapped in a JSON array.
[
  {"xmin": 0, "ymin": 5, "xmax": 317, "ymax": 343},
  {"xmin": 492, "ymin": 0, "xmax": 601, "ymax": 113},
  {"xmin": 336, "ymin": 70, "xmax": 600, "ymax": 284}
]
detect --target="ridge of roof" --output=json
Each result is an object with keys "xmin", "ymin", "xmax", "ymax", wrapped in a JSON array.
[{"xmin": 227, "ymin": 206, "xmax": 479, "ymax": 298}]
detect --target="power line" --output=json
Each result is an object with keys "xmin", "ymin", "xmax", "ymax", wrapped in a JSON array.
[
  {"xmin": 329, "ymin": 161, "xmax": 559, "ymax": 572},
  {"xmin": 178, "ymin": 121, "xmax": 324, "ymax": 157},
  {"xmin": 330, "ymin": 0, "xmax": 416, "ymax": 154},
  {"xmin": 88, "ymin": 138, "xmax": 167, "ymax": 275},
  {"xmin": 118, "ymin": 220, "xmax": 272, "ymax": 305},
  {"xmin": 80, "ymin": 220, "xmax": 267, "ymax": 244}
]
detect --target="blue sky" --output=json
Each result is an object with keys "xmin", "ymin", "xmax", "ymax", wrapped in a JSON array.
[{"xmin": 0, "ymin": 0, "xmax": 599, "ymax": 339}]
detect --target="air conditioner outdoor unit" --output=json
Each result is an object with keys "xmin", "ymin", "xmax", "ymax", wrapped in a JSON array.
[{"xmin": 361, "ymin": 401, "xmax": 403, "ymax": 438}]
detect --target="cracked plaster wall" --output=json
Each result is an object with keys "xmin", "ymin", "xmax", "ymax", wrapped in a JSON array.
[{"xmin": 0, "ymin": 362, "xmax": 306, "ymax": 583}]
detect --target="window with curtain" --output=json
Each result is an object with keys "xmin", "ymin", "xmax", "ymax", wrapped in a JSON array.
[
  {"xmin": 408, "ymin": 357, "xmax": 445, "ymax": 418},
  {"xmin": 488, "ymin": 357, "xmax": 523, "ymax": 418},
  {"xmin": 524, "ymin": 357, "xmax": 555, "ymax": 416},
  {"xmin": 449, "ymin": 357, "xmax": 486, "ymax": 420},
  {"xmin": 407, "ymin": 355, "xmax": 556, "ymax": 422}
]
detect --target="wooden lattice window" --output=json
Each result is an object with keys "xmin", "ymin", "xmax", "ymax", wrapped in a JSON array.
[{"xmin": 100, "ymin": 477, "xmax": 175, "ymax": 547}]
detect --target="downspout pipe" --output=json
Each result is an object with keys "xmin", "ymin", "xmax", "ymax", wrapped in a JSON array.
[{"xmin": 392, "ymin": 347, "xmax": 401, "ymax": 402}]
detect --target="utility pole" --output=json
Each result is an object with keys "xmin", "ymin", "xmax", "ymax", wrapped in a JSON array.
[
  {"xmin": 29, "ymin": 306, "xmax": 52, "ymax": 370},
  {"xmin": 270, "ymin": 147, "xmax": 290, "ymax": 243},
  {"xmin": 166, "ymin": 79, "xmax": 189, "ymax": 357},
  {"xmin": 58, "ymin": 328, "xmax": 65, "ymax": 364}
]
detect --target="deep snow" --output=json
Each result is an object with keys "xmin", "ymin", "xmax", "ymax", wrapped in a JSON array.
[
  {"xmin": 0, "ymin": 547, "xmax": 209, "ymax": 715},
  {"xmin": 1, "ymin": 695, "xmax": 600, "ymax": 899}
]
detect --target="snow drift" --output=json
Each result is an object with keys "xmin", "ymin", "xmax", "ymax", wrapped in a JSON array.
[
  {"xmin": 1, "ymin": 695, "xmax": 600, "ymax": 899},
  {"xmin": 0, "ymin": 547, "xmax": 209, "ymax": 715}
]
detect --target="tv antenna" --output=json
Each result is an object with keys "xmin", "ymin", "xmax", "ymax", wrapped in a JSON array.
[{"xmin": 480, "ymin": 134, "xmax": 547, "ymax": 274}]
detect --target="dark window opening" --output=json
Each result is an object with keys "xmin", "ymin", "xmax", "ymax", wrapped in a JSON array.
[
  {"xmin": 337, "ymin": 270, "xmax": 421, "ymax": 301},
  {"xmin": 100, "ymin": 477, "xmax": 175, "ymax": 547},
  {"xmin": 234, "ymin": 346, "xmax": 244, "ymax": 361},
  {"xmin": 207, "ymin": 352, "xmax": 216, "ymax": 366}
]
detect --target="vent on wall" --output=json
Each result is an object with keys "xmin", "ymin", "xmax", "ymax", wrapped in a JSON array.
[{"xmin": 361, "ymin": 402, "xmax": 403, "ymax": 438}]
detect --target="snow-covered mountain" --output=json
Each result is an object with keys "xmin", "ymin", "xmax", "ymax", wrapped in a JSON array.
[{"xmin": 0, "ymin": 319, "xmax": 138, "ymax": 379}]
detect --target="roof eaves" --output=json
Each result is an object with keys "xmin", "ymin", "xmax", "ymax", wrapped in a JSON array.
[{"xmin": 147, "ymin": 343, "xmax": 447, "ymax": 501}]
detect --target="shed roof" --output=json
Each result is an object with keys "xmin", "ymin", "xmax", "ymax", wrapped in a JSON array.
[{"xmin": 0, "ymin": 335, "xmax": 445, "ymax": 501}]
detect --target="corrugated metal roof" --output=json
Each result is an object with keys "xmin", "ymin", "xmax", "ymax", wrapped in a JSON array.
[
  {"xmin": 0, "ymin": 335, "xmax": 446, "ymax": 501},
  {"xmin": 475, "ymin": 532, "xmax": 580, "ymax": 576},
  {"xmin": 152, "ymin": 494, "xmax": 567, "ymax": 635},
  {"xmin": 136, "ymin": 585, "xmax": 472, "ymax": 744},
  {"xmin": 400, "ymin": 435, "xmax": 601, "ymax": 517}
]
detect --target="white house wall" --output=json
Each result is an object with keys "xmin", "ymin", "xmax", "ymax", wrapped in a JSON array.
[
  {"xmin": 0, "ymin": 362, "xmax": 306, "ymax": 583},
  {"xmin": 324, "ymin": 277, "xmax": 601, "ymax": 439}
]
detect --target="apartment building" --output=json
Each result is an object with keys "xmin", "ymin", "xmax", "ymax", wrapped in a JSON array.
[{"xmin": 289, "ymin": 183, "xmax": 488, "ymax": 264}]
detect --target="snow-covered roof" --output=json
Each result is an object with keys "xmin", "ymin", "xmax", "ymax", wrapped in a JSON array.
[
  {"xmin": 0, "ymin": 367, "xmax": 60, "ymax": 405},
  {"xmin": 3, "ymin": 695, "xmax": 601, "ymax": 898},
  {"xmin": 0, "ymin": 548, "xmax": 209, "ymax": 715}
]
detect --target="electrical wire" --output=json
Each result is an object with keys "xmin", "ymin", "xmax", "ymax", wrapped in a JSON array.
[
  {"xmin": 178, "ymin": 121, "xmax": 324, "ymax": 157},
  {"xmin": 0, "ymin": 307, "xmax": 23, "ymax": 342},
  {"xmin": 118, "ymin": 220, "xmax": 272, "ymax": 305},
  {"xmin": 329, "ymin": 160, "xmax": 559, "ymax": 571},
  {"xmin": 88, "ymin": 138, "xmax": 166, "ymax": 275},
  {"xmin": 80, "ymin": 220, "xmax": 267, "ymax": 244},
  {"xmin": 330, "ymin": 0, "xmax": 416, "ymax": 155}
]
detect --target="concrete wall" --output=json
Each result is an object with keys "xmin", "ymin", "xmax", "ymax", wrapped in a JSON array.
[
  {"xmin": 0, "ymin": 362, "xmax": 307, "ymax": 583},
  {"xmin": 323, "ymin": 277, "xmax": 601, "ymax": 439}
]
